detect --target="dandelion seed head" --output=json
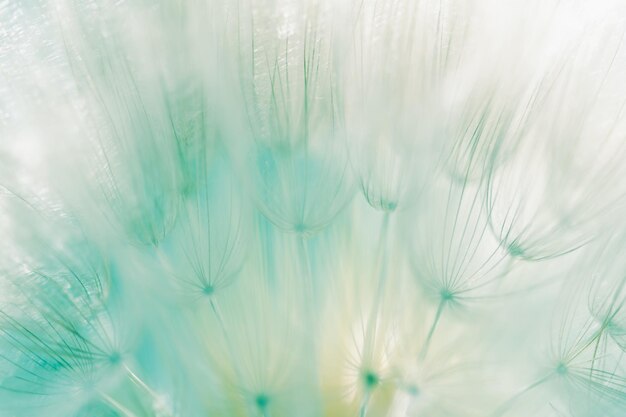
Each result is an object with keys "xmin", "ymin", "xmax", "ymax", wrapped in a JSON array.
[
  {"xmin": 3, "ymin": 1, "xmax": 626, "ymax": 416},
  {"xmin": 255, "ymin": 393, "xmax": 270, "ymax": 409},
  {"xmin": 362, "ymin": 370, "xmax": 379, "ymax": 389}
]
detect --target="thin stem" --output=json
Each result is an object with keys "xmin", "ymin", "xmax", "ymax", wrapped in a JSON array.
[
  {"xmin": 123, "ymin": 364, "xmax": 159, "ymax": 400},
  {"xmin": 99, "ymin": 392, "xmax": 140, "ymax": 417},
  {"xmin": 210, "ymin": 298, "xmax": 245, "ymax": 383},
  {"xmin": 358, "ymin": 390, "xmax": 372, "ymax": 417},
  {"xmin": 357, "ymin": 214, "xmax": 391, "ymax": 417},
  {"xmin": 363, "ymin": 212, "xmax": 391, "ymax": 358},
  {"xmin": 373, "ymin": 212, "xmax": 391, "ymax": 306},
  {"xmin": 298, "ymin": 236, "xmax": 315, "ymax": 304},
  {"xmin": 120, "ymin": 363, "xmax": 176, "ymax": 417},
  {"xmin": 489, "ymin": 373, "xmax": 553, "ymax": 417},
  {"xmin": 209, "ymin": 299, "xmax": 229, "ymax": 343},
  {"xmin": 295, "ymin": 235, "xmax": 324, "ymax": 416},
  {"xmin": 296, "ymin": 235, "xmax": 318, "ymax": 340},
  {"xmin": 419, "ymin": 298, "xmax": 446, "ymax": 361}
]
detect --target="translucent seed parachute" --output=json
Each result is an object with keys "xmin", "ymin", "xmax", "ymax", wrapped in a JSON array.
[{"xmin": 2, "ymin": 1, "xmax": 626, "ymax": 417}]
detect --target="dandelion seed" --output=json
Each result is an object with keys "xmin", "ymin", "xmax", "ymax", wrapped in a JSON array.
[
  {"xmin": 3, "ymin": 1, "xmax": 626, "ymax": 416},
  {"xmin": 486, "ymin": 16, "xmax": 626, "ymax": 260},
  {"xmin": 158, "ymin": 150, "xmax": 251, "ymax": 301},
  {"xmin": 231, "ymin": 0, "xmax": 356, "ymax": 235}
]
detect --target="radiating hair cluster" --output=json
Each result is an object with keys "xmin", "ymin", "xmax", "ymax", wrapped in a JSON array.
[{"xmin": 1, "ymin": 0, "xmax": 626, "ymax": 416}]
